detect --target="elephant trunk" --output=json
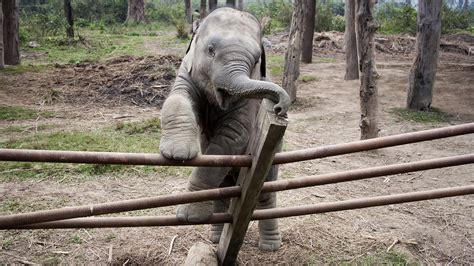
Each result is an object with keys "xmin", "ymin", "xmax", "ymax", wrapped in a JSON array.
[{"xmin": 219, "ymin": 75, "xmax": 291, "ymax": 116}]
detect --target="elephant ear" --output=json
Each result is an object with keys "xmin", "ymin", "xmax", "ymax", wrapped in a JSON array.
[
  {"xmin": 260, "ymin": 44, "xmax": 267, "ymax": 79},
  {"xmin": 183, "ymin": 35, "xmax": 196, "ymax": 73}
]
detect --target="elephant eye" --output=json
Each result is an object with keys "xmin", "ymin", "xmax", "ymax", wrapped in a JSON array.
[{"xmin": 207, "ymin": 45, "xmax": 215, "ymax": 58}]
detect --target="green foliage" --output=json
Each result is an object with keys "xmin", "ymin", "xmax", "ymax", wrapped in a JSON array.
[
  {"xmin": 20, "ymin": 0, "xmax": 68, "ymax": 41},
  {"xmin": 72, "ymin": 0, "xmax": 128, "ymax": 25},
  {"xmin": 391, "ymin": 107, "xmax": 449, "ymax": 123},
  {"xmin": 441, "ymin": 4, "xmax": 473, "ymax": 34},
  {"xmin": 0, "ymin": 106, "xmax": 55, "ymax": 121},
  {"xmin": 376, "ymin": 3, "xmax": 417, "ymax": 35},
  {"xmin": 147, "ymin": 2, "xmax": 185, "ymax": 23},
  {"xmin": 246, "ymin": 0, "xmax": 293, "ymax": 34},
  {"xmin": 315, "ymin": 2, "xmax": 345, "ymax": 32}
]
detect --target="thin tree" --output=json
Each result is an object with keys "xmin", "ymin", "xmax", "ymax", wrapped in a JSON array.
[
  {"xmin": 64, "ymin": 0, "xmax": 74, "ymax": 38},
  {"xmin": 407, "ymin": 0, "xmax": 442, "ymax": 111},
  {"xmin": 226, "ymin": 0, "xmax": 236, "ymax": 7},
  {"xmin": 200, "ymin": 0, "xmax": 207, "ymax": 19},
  {"xmin": 301, "ymin": 0, "xmax": 315, "ymax": 63},
  {"xmin": 126, "ymin": 0, "xmax": 147, "ymax": 23},
  {"xmin": 282, "ymin": 0, "xmax": 304, "ymax": 103},
  {"xmin": 185, "ymin": 0, "xmax": 192, "ymax": 23},
  {"xmin": 237, "ymin": 0, "xmax": 244, "ymax": 10},
  {"xmin": 209, "ymin": 0, "xmax": 218, "ymax": 12},
  {"xmin": 463, "ymin": 0, "xmax": 469, "ymax": 10},
  {"xmin": 0, "ymin": 0, "xmax": 4, "ymax": 69},
  {"xmin": 344, "ymin": 0, "xmax": 358, "ymax": 80},
  {"xmin": 2, "ymin": 0, "xmax": 20, "ymax": 65},
  {"xmin": 356, "ymin": 0, "xmax": 378, "ymax": 139}
]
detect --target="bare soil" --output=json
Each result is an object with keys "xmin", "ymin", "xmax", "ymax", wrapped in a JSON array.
[{"xmin": 0, "ymin": 33, "xmax": 473, "ymax": 264}]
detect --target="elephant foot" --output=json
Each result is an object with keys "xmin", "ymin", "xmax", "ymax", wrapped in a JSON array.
[
  {"xmin": 258, "ymin": 230, "xmax": 282, "ymax": 251},
  {"xmin": 176, "ymin": 201, "xmax": 213, "ymax": 223},
  {"xmin": 210, "ymin": 224, "xmax": 224, "ymax": 243},
  {"xmin": 258, "ymin": 219, "xmax": 281, "ymax": 251}
]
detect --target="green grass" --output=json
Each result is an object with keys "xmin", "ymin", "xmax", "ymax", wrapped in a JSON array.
[
  {"xmin": 267, "ymin": 54, "xmax": 285, "ymax": 77},
  {"xmin": 0, "ymin": 118, "xmax": 191, "ymax": 180},
  {"xmin": 308, "ymin": 251, "xmax": 417, "ymax": 265},
  {"xmin": 0, "ymin": 106, "xmax": 55, "ymax": 121},
  {"xmin": 343, "ymin": 251, "xmax": 417, "ymax": 265},
  {"xmin": 0, "ymin": 64, "xmax": 49, "ymax": 74},
  {"xmin": 0, "ymin": 124, "xmax": 55, "ymax": 134},
  {"xmin": 21, "ymin": 22, "xmax": 181, "ymax": 65},
  {"xmin": 0, "ymin": 197, "xmax": 71, "ymax": 214},
  {"xmin": 391, "ymin": 107, "xmax": 449, "ymax": 123},
  {"xmin": 299, "ymin": 75, "xmax": 319, "ymax": 83}
]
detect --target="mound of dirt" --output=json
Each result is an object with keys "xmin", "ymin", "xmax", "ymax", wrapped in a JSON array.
[{"xmin": 48, "ymin": 55, "xmax": 181, "ymax": 107}]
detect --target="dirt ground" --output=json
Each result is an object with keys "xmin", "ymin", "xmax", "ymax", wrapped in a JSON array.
[{"xmin": 0, "ymin": 32, "xmax": 473, "ymax": 264}]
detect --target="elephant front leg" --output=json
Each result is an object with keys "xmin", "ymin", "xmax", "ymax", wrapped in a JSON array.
[{"xmin": 160, "ymin": 93, "xmax": 200, "ymax": 160}]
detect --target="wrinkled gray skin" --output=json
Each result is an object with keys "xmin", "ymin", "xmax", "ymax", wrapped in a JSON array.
[{"xmin": 159, "ymin": 8, "xmax": 290, "ymax": 251}]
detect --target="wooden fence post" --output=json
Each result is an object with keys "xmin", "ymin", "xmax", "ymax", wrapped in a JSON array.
[{"xmin": 217, "ymin": 99, "xmax": 288, "ymax": 265}]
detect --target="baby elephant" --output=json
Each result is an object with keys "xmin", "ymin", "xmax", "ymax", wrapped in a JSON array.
[{"xmin": 159, "ymin": 7, "xmax": 290, "ymax": 251}]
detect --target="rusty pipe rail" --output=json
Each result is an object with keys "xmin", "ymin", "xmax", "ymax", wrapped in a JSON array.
[
  {"xmin": 0, "ymin": 123, "xmax": 473, "ymax": 167},
  {"xmin": 1, "ymin": 153, "xmax": 472, "ymax": 228},
  {"xmin": 7, "ymin": 185, "xmax": 473, "ymax": 229}
]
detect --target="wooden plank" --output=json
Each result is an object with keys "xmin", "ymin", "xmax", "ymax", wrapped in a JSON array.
[{"xmin": 217, "ymin": 99, "xmax": 288, "ymax": 265}]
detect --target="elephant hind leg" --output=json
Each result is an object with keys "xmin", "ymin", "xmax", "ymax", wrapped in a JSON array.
[{"xmin": 257, "ymin": 190, "xmax": 282, "ymax": 251}]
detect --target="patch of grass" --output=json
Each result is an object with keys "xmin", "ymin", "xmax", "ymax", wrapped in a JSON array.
[
  {"xmin": 0, "ymin": 64, "xmax": 49, "ymax": 74},
  {"xmin": 0, "ymin": 124, "xmax": 55, "ymax": 134},
  {"xmin": 21, "ymin": 22, "xmax": 172, "ymax": 65},
  {"xmin": 340, "ymin": 251, "xmax": 417, "ymax": 265},
  {"xmin": 299, "ymin": 75, "xmax": 319, "ymax": 83},
  {"xmin": 0, "ymin": 106, "xmax": 55, "ymax": 121},
  {"xmin": 1, "ymin": 238, "xmax": 13, "ymax": 250},
  {"xmin": 270, "ymin": 65, "xmax": 284, "ymax": 76},
  {"xmin": 391, "ymin": 107, "xmax": 449, "ymax": 123},
  {"xmin": 70, "ymin": 235, "xmax": 83, "ymax": 244},
  {"xmin": 0, "ymin": 120, "xmax": 190, "ymax": 180},
  {"xmin": 115, "ymin": 118, "xmax": 161, "ymax": 134},
  {"xmin": 0, "ymin": 197, "xmax": 71, "ymax": 214},
  {"xmin": 266, "ymin": 54, "xmax": 285, "ymax": 77}
]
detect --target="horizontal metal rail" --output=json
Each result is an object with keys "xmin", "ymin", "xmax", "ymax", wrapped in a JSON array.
[
  {"xmin": 1, "ymin": 154, "xmax": 472, "ymax": 228},
  {"xmin": 0, "ymin": 123, "xmax": 473, "ymax": 167},
  {"xmin": 7, "ymin": 185, "xmax": 473, "ymax": 229}
]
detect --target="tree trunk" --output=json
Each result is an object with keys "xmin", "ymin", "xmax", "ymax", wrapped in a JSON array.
[
  {"xmin": 407, "ymin": 0, "xmax": 442, "ymax": 111},
  {"xmin": 0, "ymin": 1, "xmax": 4, "ymax": 69},
  {"xmin": 209, "ymin": 0, "xmax": 218, "ymax": 12},
  {"xmin": 282, "ymin": 0, "xmax": 304, "ymax": 103},
  {"xmin": 64, "ymin": 0, "xmax": 74, "ymax": 38},
  {"xmin": 200, "ymin": 0, "xmax": 207, "ymax": 19},
  {"xmin": 185, "ymin": 0, "xmax": 192, "ymax": 23},
  {"xmin": 301, "ymin": 0, "xmax": 315, "ymax": 63},
  {"xmin": 458, "ymin": 0, "xmax": 463, "ymax": 9},
  {"xmin": 226, "ymin": 0, "xmax": 236, "ymax": 7},
  {"xmin": 237, "ymin": 0, "xmax": 244, "ymax": 10},
  {"xmin": 405, "ymin": 0, "xmax": 411, "ymax": 6},
  {"xmin": 344, "ymin": 0, "xmax": 358, "ymax": 80},
  {"xmin": 126, "ymin": 0, "xmax": 147, "ymax": 23},
  {"xmin": 463, "ymin": 0, "xmax": 469, "ymax": 10},
  {"xmin": 356, "ymin": 0, "xmax": 378, "ymax": 139},
  {"xmin": 2, "ymin": 0, "xmax": 20, "ymax": 65}
]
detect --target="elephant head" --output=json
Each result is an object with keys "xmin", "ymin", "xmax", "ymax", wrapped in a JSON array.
[{"xmin": 183, "ymin": 8, "xmax": 290, "ymax": 116}]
